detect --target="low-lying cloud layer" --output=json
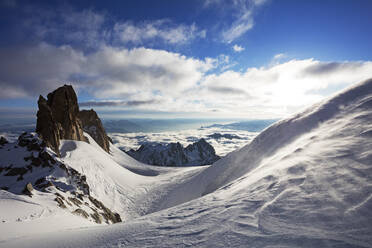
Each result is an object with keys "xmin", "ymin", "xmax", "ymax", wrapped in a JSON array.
[{"xmin": 110, "ymin": 127, "xmax": 258, "ymax": 157}]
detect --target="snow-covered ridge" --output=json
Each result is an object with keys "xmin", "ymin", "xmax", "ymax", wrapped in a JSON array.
[
  {"xmin": 0, "ymin": 133, "xmax": 122, "ymax": 227},
  {"xmin": 183, "ymin": 77, "xmax": 372, "ymax": 197}
]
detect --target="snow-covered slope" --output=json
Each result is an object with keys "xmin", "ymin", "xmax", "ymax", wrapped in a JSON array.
[
  {"xmin": 0, "ymin": 131, "xmax": 205, "ymax": 241},
  {"xmin": 0, "ymin": 133, "xmax": 113, "ymax": 241},
  {"xmin": 59, "ymin": 134, "xmax": 204, "ymax": 219},
  {"xmin": 2, "ymin": 78, "xmax": 372, "ymax": 247}
]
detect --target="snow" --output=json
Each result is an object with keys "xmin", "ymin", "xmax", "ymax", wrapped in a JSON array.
[
  {"xmin": 58, "ymin": 134, "xmax": 205, "ymax": 219},
  {"xmin": 0, "ymin": 190, "xmax": 96, "ymax": 241},
  {"xmin": 1, "ymin": 78, "xmax": 372, "ymax": 247},
  {"xmin": 0, "ymin": 131, "xmax": 205, "ymax": 242}
]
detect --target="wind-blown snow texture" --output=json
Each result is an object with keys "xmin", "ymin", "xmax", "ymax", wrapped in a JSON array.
[{"xmin": 1, "ymin": 79, "xmax": 372, "ymax": 247}]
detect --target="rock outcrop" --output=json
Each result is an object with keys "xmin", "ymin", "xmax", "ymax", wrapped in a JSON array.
[
  {"xmin": 78, "ymin": 109, "xmax": 110, "ymax": 153},
  {"xmin": 22, "ymin": 182, "xmax": 33, "ymax": 197},
  {"xmin": 126, "ymin": 138, "xmax": 220, "ymax": 166},
  {"xmin": 36, "ymin": 85, "xmax": 110, "ymax": 155},
  {"xmin": 36, "ymin": 85, "xmax": 87, "ymax": 156},
  {"xmin": 184, "ymin": 138, "xmax": 221, "ymax": 165},
  {"xmin": 0, "ymin": 132, "xmax": 121, "ymax": 224},
  {"xmin": 0, "ymin": 136, "xmax": 8, "ymax": 146}
]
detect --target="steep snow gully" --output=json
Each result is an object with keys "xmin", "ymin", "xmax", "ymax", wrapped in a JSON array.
[{"xmin": 1, "ymin": 78, "xmax": 372, "ymax": 247}]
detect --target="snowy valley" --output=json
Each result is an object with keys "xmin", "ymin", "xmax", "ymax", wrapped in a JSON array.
[{"xmin": 0, "ymin": 78, "xmax": 372, "ymax": 248}]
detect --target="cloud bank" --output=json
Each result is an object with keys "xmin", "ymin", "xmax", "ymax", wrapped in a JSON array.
[
  {"xmin": 1, "ymin": 42, "xmax": 372, "ymax": 118},
  {"xmin": 110, "ymin": 127, "xmax": 258, "ymax": 157}
]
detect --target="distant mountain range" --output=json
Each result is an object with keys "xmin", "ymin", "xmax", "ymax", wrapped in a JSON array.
[{"xmin": 126, "ymin": 138, "xmax": 220, "ymax": 166}]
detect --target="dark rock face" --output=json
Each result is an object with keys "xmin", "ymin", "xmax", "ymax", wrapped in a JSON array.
[
  {"xmin": 73, "ymin": 208, "xmax": 89, "ymax": 219},
  {"xmin": 36, "ymin": 85, "xmax": 87, "ymax": 156},
  {"xmin": 0, "ymin": 136, "xmax": 8, "ymax": 146},
  {"xmin": 184, "ymin": 138, "xmax": 221, "ymax": 165},
  {"xmin": 88, "ymin": 195, "xmax": 122, "ymax": 223},
  {"xmin": 127, "ymin": 138, "xmax": 220, "ymax": 166},
  {"xmin": 35, "ymin": 85, "xmax": 111, "ymax": 155},
  {"xmin": 78, "ymin": 109, "xmax": 110, "ymax": 153},
  {"xmin": 35, "ymin": 96, "xmax": 60, "ymax": 155}
]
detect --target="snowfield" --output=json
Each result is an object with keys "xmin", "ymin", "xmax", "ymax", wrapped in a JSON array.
[{"xmin": 1, "ymin": 78, "xmax": 372, "ymax": 247}]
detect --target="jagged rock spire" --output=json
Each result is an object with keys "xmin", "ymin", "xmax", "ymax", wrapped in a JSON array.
[
  {"xmin": 36, "ymin": 85, "xmax": 87, "ymax": 156},
  {"xmin": 79, "ymin": 109, "xmax": 110, "ymax": 153},
  {"xmin": 36, "ymin": 85, "xmax": 111, "ymax": 155}
]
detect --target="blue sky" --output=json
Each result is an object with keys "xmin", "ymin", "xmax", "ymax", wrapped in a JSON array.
[{"xmin": 1, "ymin": 0, "xmax": 372, "ymax": 120}]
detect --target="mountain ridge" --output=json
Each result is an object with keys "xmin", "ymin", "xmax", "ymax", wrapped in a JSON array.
[{"xmin": 126, "ymin": 138, "xmax": 220, "ymax": 166}]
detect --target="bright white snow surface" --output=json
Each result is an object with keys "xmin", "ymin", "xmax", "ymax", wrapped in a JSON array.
[
  {"xmin": 0, "ymin": 132, "xmax": 204, "ymax": 241},
  {"xmin": 1, "ymin": 78, "xmax": 372, "ymax": 247},
  {"xmin": 59, "ymin": 134, "xmax": 204, "ymax": 220}
]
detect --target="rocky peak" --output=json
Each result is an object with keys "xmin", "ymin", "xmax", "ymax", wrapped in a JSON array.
[
  {"xmin": 36, "ymin": 85, "xmax": 87, "ymax": 156},
  {"xmin": 35, "ymin": 85, "xmax": 112, "ymax": 156},
  {"xmin": 184, "ymin": 138, "xmax": 220, "ymax": 165},
  {"xmin": 126, "ymin": 139, "xmax": 220, "ymax": 166},
  {"xmin": 78, "ymin": 109, "xmax": 110, "ymax": 153}
]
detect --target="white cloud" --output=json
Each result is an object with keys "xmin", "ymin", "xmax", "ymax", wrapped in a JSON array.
[
  {"xmin": 233, "ymin": 44, "xmax": 245, "ymax": 52},
  {"xmin": 0, "ymin": 43, "xmax": 214, "ymax": 103},
  {"xmin": 113, "ymin": 20, "xmax": 206, "ymax": 45},
  {"xmin": 81, "ymin": 46, "xmax": 214, "ymax": 98},
  {"xmin": 23, "ymin": 7, "xmax": 107, "ymax": 49},
  {"xmin": 20, "ymin": 5, "xmax": 205, "ymax": 48},
  {"xmin": 206, "ymin": 0, "xmax": 269, "ymax": 43},
  {"xmin": 1, "ymin": 42, "xmax": 372, "ymax": 119},
  {"xmin": 222, "ymin": 12, "xmax": 254, "ymax": 43},
  {"xmin": 197, "ymin": 59, "xmax": 372, "ymax": 118},
  {"xmin": 273, "ymin": 53, "xmax": 286, "ymax": 60}
]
